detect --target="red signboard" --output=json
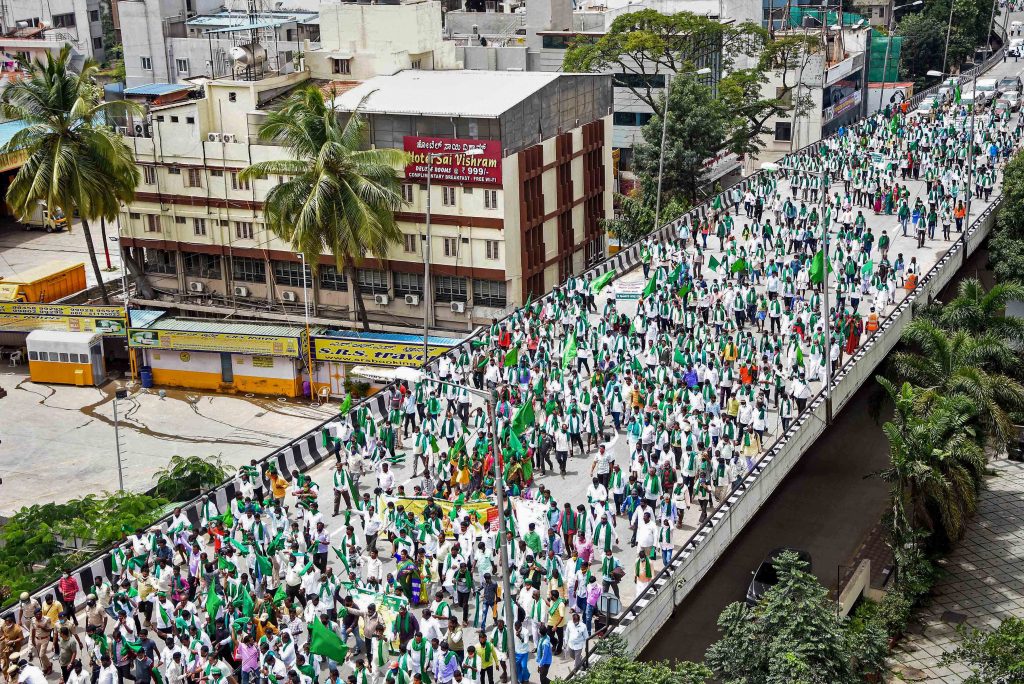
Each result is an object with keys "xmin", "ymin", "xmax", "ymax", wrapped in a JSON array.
[{"xmin": 403, "ymin": 136, "xmax": 502, "ymax": 186}]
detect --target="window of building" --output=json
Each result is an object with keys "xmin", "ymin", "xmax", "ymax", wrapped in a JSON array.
[
  {"xmin": 186, "ymin": 168, "xmax": 202, "ymax": 188},
  {"xmin": 332, "ymin": 58, "xmax": 351, "ymax": 75},
  {"xmin": 129, "ymin": 212, "xmax": 141, "ymax": 220},
  {"xmin": 211, "ymin": 169, "xmax": 224, "ymax": 177},
  {"xmin": 228, "ymin": 92, "xmax": 237, "ymax": 102},
  {"xmin": 541, "ymin": 34, "xmax": 574, "ymax": 50},
  {"xmin": 170, "ymin": 116, "xmax": 179, "ymax": 123},
  {"xmin": 613, "ymin": 73, "xmax": 665, "ymax": 89},
  {"xmin": 411, "ymin": 59, "xmax": 422, "ymax": 69},
  {"xmin": 182, "ymin": 252, "xmax": 221, "ymax": 279},
  {"xmin": 145, "ymin": 214, "xmax": 161, "ymax": 233},
  {"xmin": 434, "ymin": 276, "xmax": 467, "ymax": 303},
  {"xmin": 89, "ymin": 9, "xmax": 100, "ymax": 21},
  {"xmin": 394, "ymin": 272, "xmax": 424, "ymax": 297},
  {"xmin": 186, "ymin": 116, "xmax": 195, "ymax": 124},
  {"xmin": 473, "ymin": 279, "xmax": 506, "ymax": 307},
  {"xmin": 319, "ymin": 265, "xmax": 348, "ymax": 291},
  {"xmin": 142, "ymin": 165, "xmax": 156, "ymax": 185},
  {"xmin": 485, "ymin": 239, "xmax": 500, "ymax": 260},
  {"xmin": 141, "ymin": 56, "xmax": 153, "ymax": 70},
  {"xmin": 358, "ymin": 269, "xmax": 388, "ymax": 295},
  {"xmin": 774, "ymin": 121, "xmax": 793, "ymax": 142},
  {"xmin": 403, "ymin": 234, "xmax": 417, "ymax": 253},
  {"xmin": 442, "ymin": 186, "xmax": 456, "ymax": 206},
  {"xmin": 612, "ymin": 111, "xmax": 654, "ymax": 126},
  {"xmin": 231, "ymin": 172, "xmax": 250, "ymax": 191},
  {"xmin": 92, "ymin": 36, "xmax": 102, "ymax": 49},
  {"xmin": 401, "ymin": 183, "xmax": 414, "ymax": 202},
  {"xmin": 273, "ymin": 260, "xmax": 311, "ymax": 287},
  {"xmin": 235, "ymin": 221, "xmax": 254, "ymax": 239},
  {"xmin": 155, "ymin": 115, "xmax": 165, "ymax": 122},
  {"xmin": 143, "ymin": 248, "xmax": 175, "ymax": 275},
  {"xmin": 232, "ymin": 256, "xmax": 265, "ymax": 283},
  {"xmin": 443, "ymin": 237, "xmax": 458, "ymax": 258},
  {"xmin": 176, "ymin": 58, "xmax": 189, "ymax": 73},
  {"xmin": 483, "ymin": 189, "xmax": 498, "ymax": 209},
  {"xmin": 174, "ymin": 216, "xmax": 186, "ymax": 224},
  {"xmin": 168, "ymin": 166, "xmax": 180, "ymax": 174},
  {"xmin": 52, "ymin": 12, "xmax": 75, "ymax": 27}
]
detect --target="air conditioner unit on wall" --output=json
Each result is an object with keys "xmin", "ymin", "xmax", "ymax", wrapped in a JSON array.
[
  {"xmin": 450, "ymin": 301, "xmax": 466, "ymax": 313},
  {"xmin": 233, "ymin": 286, "xmax": 249, "ymax": 297},
  {"xmin": 207, "ymin": 132, "xmax": 222, "ymax": 142},
  {"xmin": 281, "ymin": 290, "xmax": 297, "ymax": 302},
  {"xmin": 222, "ymin": 133, "xmax": 236, "ymax": 143},
  {"xmin": 404, "ymin": 294, "xmax": 420, "ymax": 305},
  {"xmin": 187, "ymin": 281, "xmax": 205, "ymax": 292},
  {"xmin": 374, "ymin": 294, "xmax": 390, "ymax": 305}
]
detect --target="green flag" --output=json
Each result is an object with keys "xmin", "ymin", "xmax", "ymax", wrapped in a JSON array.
[
  {"xmin": 158, "ymin": 603, "xmax": 170, "ymax": 627},
  {"xmin": 255, "ymin": 554, "xmax": 273, "ymax": 577},
  {"xmin": 204, "ymin": 581, "xmax": 223, "ymax": 618},
  {"xmin": 504, "ymin": 347, "xmax": 518, "ymax": 368},
  {"xmin": 228, "ymin": 538, "xmax": 250, "ymax": 555},
  {"xmin": 511, "ymin": 401, "xmax": 535, "ymax": 435},
  {"xmin": 451, "ymin": 434, "xmax": 467, "ymax": 457},
  {"xmin": 562, "ymin": 332, "xmax": 578, "ymax": 369},
  {"xmin": 591, "ymin": 270, "xmax": 616, "ymax": 293},
  {"xmin": 123, "ymin": 639, "xmax": 144, "ymax": 653},
  {"xmin": 673, "ymin": 348, "xmax": 685, "ymax": 365},
  {"xmin": 796, "ymin": 345, "xmax": 805, "ymax": 367},
  {"xmin": 217, "ymin": 556, "xmax": 236, "ymax": 574},
  {"xmin": 339, "ymin": 394, "xmax": 352, "ymax": 415},
  {"xmin": 309, "ymin": 617, "xmax": 349, "ymax": 664},
  {"xmin": 861, "ymin": 260, "xmax": 874, "ymax": 275},
  {"xmin": 237, "ymin": 586, "xmax": 255, "ymax": 617},
  {"xmin": 954, "ymin": 85, "xmax": 961, "ymax": 104},
  {"xmin": 508, "ymin": 429, "xmax": 526, "ymax": 457},
  {"xmin": 677, "ymin": 283, "xmax": 692, "ymax": 300},
  {"xmin": 708, "ymin": 255, "xmax": 721, "ymax": 273},
  {"xmin": 642, "ymin": 275, "xmax": 658, "ymax": 297},
  {"xmin": 730, "ymin": 258, "xmax": 747, "ymax": 274},
  {"xmin": 808, "ymin": 250, "xmax": 825, "ymax": 285},
  {"xmin": 668, "ymin": 263, "xmax": 682, "ymax": 284},
  {"xmin": 272, "ymin": 584, "xmax": 287, "ymax": 605}
]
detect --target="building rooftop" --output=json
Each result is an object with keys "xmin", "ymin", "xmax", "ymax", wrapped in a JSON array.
[
  {"xmin": 187, "ymin": 10, "xmax": 319, "ymax": 32},
  {"xmin": 331, "ymin": 70, "xmax": 563, "ymax": 118},
  {"xmin": 132, "ymin": 314, "xmax": 318, "ymax": 337},
  {"xmin": 123, "ymin": 83, "xmax": 193, "ymax": 96}
]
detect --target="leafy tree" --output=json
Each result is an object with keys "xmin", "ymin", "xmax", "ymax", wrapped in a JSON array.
[
  {"xmin": 939, "ymin": 617, "xmax": 1024, "ymax": 683},
  {"xmin": 704, "ymin": 551, "xmax": 887, "ymax": 683},
  {"xmin": 0, "ymin": 46, "xmax": 141, "ymax": 305},
  {"xmin": 998, "ymin": 152, "xmax": 1024, "ymax": 235},
  {"xmin": 937, "ymin": 278, "xmax": 1024, "ymax": 344},
  {"xmin": 891, "ymin": 319, "xmax": 1024, "ymax": 446},
  {"xmin": 240, "ymin": 85, "xmax": 407, "ymax": 330},
  {"xmin": 557, "ymin": 633, "xmax": 711, "ymax": 684},
  {"xmin": 632, "ymin": 76, "xmax": 731, "ymax": 204},
  {"xmin": 562, "ymin": 11, "xmax": 762, "ymax": 111},
  {"xmin": 988, "ymin": 228, "xmax": 1024, "ymax": 283},
  {"xmin": 154, "ymin": 454, "xmax": 235, "ymax": 502},
  {"xmin": 877, "ymin": 378, "xmax": 986, "ymax": 548},
  {"xmin": 896, "ymin": 13, "xmax": 948, "ymax": 82},
  {"xmin": 602, "ymin": 190, "xmax": 687, "ymax": 244}
]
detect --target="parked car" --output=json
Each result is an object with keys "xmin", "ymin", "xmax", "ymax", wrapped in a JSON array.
[
  {"xmin": 975, "ymin": 78, "xmax": 998, "ymax": 104},
  {"xmin": 1004, "ymin": 91, "xmax": 1022, "ymax": 110},
  {"xmin": 745, "ymin": 548, "xmax": 813, "ymax": 605},
  {"xmin": 998, "ymin": 75, "xmax": 1022, "ymax": 95}
]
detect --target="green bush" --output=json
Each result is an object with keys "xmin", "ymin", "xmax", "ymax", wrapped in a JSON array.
[{"xmin": 153, "ymin": 454, "xmax": 234, "ymax": 502}]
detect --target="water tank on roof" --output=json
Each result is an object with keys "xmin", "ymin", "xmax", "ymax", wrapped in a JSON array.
[{"xmin": 230, "ymin": 43, "xmax": 267, "ymax": 67}]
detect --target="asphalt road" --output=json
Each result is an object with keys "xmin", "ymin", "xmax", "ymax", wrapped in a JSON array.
[{"xmin": 641, "ymin": 377, "xmax": 894, "ymax": 663}]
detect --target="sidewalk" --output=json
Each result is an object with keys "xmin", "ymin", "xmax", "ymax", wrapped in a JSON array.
[{"xmin": 887, "ymin": 457, "xmax": 1024, "ymax": 682}]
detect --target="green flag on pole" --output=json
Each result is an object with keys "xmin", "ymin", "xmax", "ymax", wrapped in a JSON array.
[
  {"xmin": 730, "ymin": 258, "xmax": 747, "ymax": 274},
  {"xmin": 309, "ymin": 617, "xmax": 349, "ymax": 664},
  {"xmin": 642, "ymin": 275, "xmax": 658, "ymax": 297},
  {"xmin": 504, "ymin": 347, "xmax": 518, "ymax": 368},
  {"xmin": 255, "ymin": 554, "xmax": 273, "ymax": 577},
  {"xmin": 808, "ymin": 250, "xmax": 825, "ymax": 284},
  {"xmin": 591, "ymin": 270, "xmax": 616, "ymax": 293},
  {"xmin": 861, "ymin": 260, "xmax": 874, "ymax": 275},
  {"xmin": 562, "ymin": 332, "xmax": 578, "ymax": 369},
  {"xmin": 508, "ymin": 429, "xmax": 526, "ymax": 457},
  {"xmin": 796, "ymin": 345, "xmax": 805, "ymax": 367},
  {"xmin": 708, "ymin": 255, "xmax": 721, "ymax": 273},
  {"xmin": 339, "ymin": 394, "xmax": 352, "ymax": 415},
  {"xmin": 205, "ymin": 583, "xmax": 223, "ymax": 619},
  {"xmin": 511, "ymin": 401, "xmax": 535, "ymax": 435}
]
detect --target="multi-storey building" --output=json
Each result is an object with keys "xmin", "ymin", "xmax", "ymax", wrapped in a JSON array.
[{"xmin": 115, "ymin": 67, "xmax": 613, "ymax": 333}]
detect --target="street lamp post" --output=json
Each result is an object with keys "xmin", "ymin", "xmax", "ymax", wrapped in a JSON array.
[
  {"xmin": 113, "ymin": 388, "xmax": 128, "ymax": 490},
  {"xmin": 654, "ymin": 66, "xmax": 712, "ymax": 231},
  {"xmin": 297, "ymin": 252, "xmax": 313, "ymax": 391},
  {"xmin": 879, "ymin": 1, "xmax": 923, "ymax": 107},
  {"xmin": 422, "ymin": 148, "xmax": 484, "ymax": 365}
]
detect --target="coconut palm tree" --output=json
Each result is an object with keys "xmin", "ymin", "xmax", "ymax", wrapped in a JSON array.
[
  {"xmin": 0, "ymin": 46, "xmax": 141, "ymax": 305},
  {"xmin": 878, "ymin": 378, "xmax": 986, "ymax": 547},
  {"xmin": 938, "ymin": 277, "xmax": 1024, "ymax": 345},
  {"xmin": 240, "ymin": 85, "xmax": 407, "ymax": 330},
  {"xmin": 891, "ymin": 318, "xmax": 1024, "ymax": 446}
]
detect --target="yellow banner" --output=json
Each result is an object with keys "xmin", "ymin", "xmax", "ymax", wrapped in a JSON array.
[
  {"xmin": 0, "ymin": 303, "xmax": 126, "ymax": 335},
  {"xmin": 312, "ymin": 337, "xmax": 450, "ymax": 367},
  {"xmin": 128, "ymin": 329, "xmax": 300, "ymax": 357},
  {"xmin": 385, "ymin": 496, "xmax": 498, "ymax": 536}
]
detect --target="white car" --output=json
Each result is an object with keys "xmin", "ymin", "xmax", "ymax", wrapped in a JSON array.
[{"xmin": 1002, "ymin": 91, "xmax": 1022, "ymax": 111}]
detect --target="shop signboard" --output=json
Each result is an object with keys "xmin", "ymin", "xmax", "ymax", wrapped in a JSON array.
[
  {"xmin": 128, "ymin": 329, "xmax": 300, "ymax": 357},
  {"xmin": 403, "ymin": 137, "xmax": 502, "ymax": 186},
  {"xmin": 0, "ymin": 302, "xmax": 126, "ymax": 335},
  {"xmin": 312, "ymin": 336, "xmax": 451, "ymax": 367}
]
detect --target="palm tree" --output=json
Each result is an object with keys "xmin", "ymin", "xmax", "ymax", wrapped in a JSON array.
[
  {"xmin": 240, "ymin": 85, "xmax": 407, "ymax": 330},
  {"xmin": 878, "ymin": 378, "xmax": 986, "ymax": 547},
  {"xmin": 938, "ymin": 277, "xmax": 1024, "ymax": 344},
  {"xmin": 0, "ymin": 46, "xmax": 141, "ymax": 305},
  {"xmin": 891, "ymin": 319, "xmax": 1024, "ymax": 446}
]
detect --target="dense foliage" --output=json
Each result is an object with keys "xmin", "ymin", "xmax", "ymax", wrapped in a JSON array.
[{"xmin": 154, "ymin": 454, "xmax": 235, "ymax": 502}]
